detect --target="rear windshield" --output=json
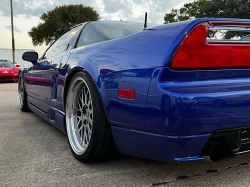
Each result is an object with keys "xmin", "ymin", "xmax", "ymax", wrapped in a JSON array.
[
  {"xmin": 77, "ymin": 21, "xmax": 158, "ymax": 47},
  {"xmin": 0, "ymin": 60, "xmax": 14, "ymax": 67}
]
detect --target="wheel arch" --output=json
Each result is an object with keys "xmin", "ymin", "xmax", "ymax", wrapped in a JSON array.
[
  {"xmin": 18, "ymin": 68, "xmax": 24, "ymax": 77},
  {"xmin": 18, "ymin": 69, "xmax": 25, "ymax": 89},
  {"xmin": 63, "ymin": 67, "xmax": 109, "ymax": 123}
]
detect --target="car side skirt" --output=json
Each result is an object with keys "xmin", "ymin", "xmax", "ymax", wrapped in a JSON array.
[{"xmin": 27, "ymin": 96, "xmax": 66, "ymax": 133}]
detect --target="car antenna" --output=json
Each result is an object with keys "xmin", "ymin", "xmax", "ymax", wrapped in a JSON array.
[{"xmin": 143, "ymin": 12, "xmax": 147, "ymax": 30}]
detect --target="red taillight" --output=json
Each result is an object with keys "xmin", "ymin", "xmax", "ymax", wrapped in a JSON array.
[
  {"xmin": 170, "ymin": 22, "xmax": 250, "ymax": 70},
  {"xmin": 118, "ymin": 89, "xmax": 135, "ymax": 99}
]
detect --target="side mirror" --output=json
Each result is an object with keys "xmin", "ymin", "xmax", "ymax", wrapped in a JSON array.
[
  {"xmin": 22, "ymin": 51, "xmax": 38, "ymax": 64},
  {"xmin": 15, "ymin": 64, "xmax": 20, "ymax": 68}
]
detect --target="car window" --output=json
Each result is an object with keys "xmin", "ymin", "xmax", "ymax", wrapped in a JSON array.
[
  {"xmin": 77, "ymin": 22, "xmax": 158, "ymax": 47},
  {"xmin": 67, "ymin": 24, "xmax": 86, "ymax": 50},
  {"xmin": 0, "ymin": 61, "xmax": 5, "ymax": 67},
  {"xmin": 0, "ymin": 60, "xmax": 14, "ymax": 67},
  {"xmin": 43, "ymin": 25, "xmax": 83, "ymax": 59}
]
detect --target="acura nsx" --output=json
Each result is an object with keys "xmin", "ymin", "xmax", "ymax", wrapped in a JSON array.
[
  {"xmin": 0, "ymin": 60, "xmax": 20, "ymax": 82},
  {"xmin": 18, "ymin": 19, "xmax": 250, "ymax": 163}
]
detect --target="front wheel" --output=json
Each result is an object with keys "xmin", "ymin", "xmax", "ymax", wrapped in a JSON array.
[
  {"xmin": 18, "ymin": 73, "xmax": 29, "ymax": 112},
  {"xmin": 66, "ymin": 72, "xmax": 119, "ymax": 162}
]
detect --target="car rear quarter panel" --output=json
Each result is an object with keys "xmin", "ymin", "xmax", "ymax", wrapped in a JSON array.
[{"xmin": 65, "ymin": 19, "xmax": 206, "ymax": 131}]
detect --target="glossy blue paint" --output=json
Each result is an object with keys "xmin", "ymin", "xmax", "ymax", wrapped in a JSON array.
[
  {"xmin": 65, "ymin": 19, "xmax": 205, "ymax": 131},
  {"xmin": 146, "ymin": 67, "xmax": 250, "ymax": 136},
  {"xmin": 112, "ymin": 126, "xmax": 210, "ymax": 162},
  {"xmin": 20, "ymin": 18, "xmax": 250, "ymax": 163}
]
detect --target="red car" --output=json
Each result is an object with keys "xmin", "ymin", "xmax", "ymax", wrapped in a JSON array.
[{"xmin": 0, "ymin": 60, "xmax": 20, "ymax": 82}]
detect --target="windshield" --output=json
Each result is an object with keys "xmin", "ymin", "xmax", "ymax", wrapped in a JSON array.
[{"xmin": 0, "ymin": 60, "xmax": 14, "ymax": 67}]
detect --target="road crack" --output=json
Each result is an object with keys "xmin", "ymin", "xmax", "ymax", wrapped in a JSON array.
[{"xmin": 150, "ymin": 162, "xmax": 250, "ymax": 186}]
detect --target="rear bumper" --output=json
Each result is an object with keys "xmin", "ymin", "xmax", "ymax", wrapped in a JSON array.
[
  {"xmin": 146, "ymin": 69, "xmax": 250, "ymax": 136},
  {"xmin": 112, "ymin": 126, "xmax": 210, "ymax": 162},
  {"xmin": 113, "ymin": 67, "xmax": 250, "ymax": 162},
  {"xmin": 112, "ymin": 126, "xmax": 250, "ymax": 162}
]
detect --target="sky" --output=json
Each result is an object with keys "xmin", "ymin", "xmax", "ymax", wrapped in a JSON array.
[{"xmin": 0, "ymin": 0, "xmax": 193, "ymax": 56}]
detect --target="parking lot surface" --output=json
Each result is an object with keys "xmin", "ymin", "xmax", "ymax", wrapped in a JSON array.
[{"xmin": 1, "ymin": 82, "xmax": 250, "ymax": 187}]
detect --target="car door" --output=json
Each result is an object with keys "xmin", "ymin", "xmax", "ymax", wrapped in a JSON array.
[
  {"xmin": 25, "ymin": 25, "xmax": 83, "ymax": 114},
  {"xmin": 49, "ymin": 25, "xmax": 85, "ymax": 112},
  {"xmin": 25, "ymin": 59, "xmax": 55, "ymax": 113}
]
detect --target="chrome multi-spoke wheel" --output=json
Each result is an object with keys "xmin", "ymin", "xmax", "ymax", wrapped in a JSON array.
[
  {"xmin": 18, "ymin": 75, "xmax": 24, "ymax": 108},
  {"xmin": 66, "ymin": 76, "xmax": 93, "ymax": 155},
  {"xmin": 66, "ymin": 72, "xmax": 119, "ymax": 162}
]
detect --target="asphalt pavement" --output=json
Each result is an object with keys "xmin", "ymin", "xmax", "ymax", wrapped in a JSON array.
[{"xmin": 1, "ymin": 82, "xmax": 250, "ymax": 187}]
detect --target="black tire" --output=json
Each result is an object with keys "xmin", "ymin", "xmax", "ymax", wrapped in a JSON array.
[
  {"xmin": 66, "ymin": 72, "xmax": 119, "ymax": 162},
  {"xmin": 18, "ymin": 73, "xmax": 29, "ymax": 112}
]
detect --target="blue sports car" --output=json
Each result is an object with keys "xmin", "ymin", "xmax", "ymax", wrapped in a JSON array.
[{"xmin": 19, "ymin": 18, "xmax": 250, "ymax": 163}]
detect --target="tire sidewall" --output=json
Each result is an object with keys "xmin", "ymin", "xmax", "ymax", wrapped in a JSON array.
[
  {"xmin": 18, "ymin": 73, "xmax": 25, "ymax": 109},
  {"xmin": 66, "ymin": 72, "xmax": 99, "ymax": 161}
]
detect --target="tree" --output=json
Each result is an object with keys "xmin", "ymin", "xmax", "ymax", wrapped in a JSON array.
[
  {"xmin": 28, "ymin": 4, "xmax": 100, "ymax": 46},
  {"xmin": 164, "ymin": 0, "xmax": 208, "ymax": 23},
  {"xmin": 203, "ymin": 0, "xmax": 250, "ymax": 39},
  {"xmin": 164, "ymin": 0, "xmax": 250, "ymax": 23},
  {"xmin": 202, "ymin": 0, "xmax": 250, "ymax": 20}
]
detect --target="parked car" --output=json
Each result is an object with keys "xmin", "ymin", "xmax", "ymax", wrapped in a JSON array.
[
  {"xmin": 0, "ymin": 59, "xmax": 20, "ymax": 82},
  {"xmin": 18, "ymin": 19, "xmax": 250, "ymax": 163}
]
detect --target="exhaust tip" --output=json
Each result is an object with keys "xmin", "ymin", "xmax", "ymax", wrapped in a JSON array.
[
  {"xmin": 203, "ymin": 143, "xmax": 225, "ymax": 162},
  {"xmin": 210, "ymin": 143, "xmax": 225, "ymax": 162}
]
